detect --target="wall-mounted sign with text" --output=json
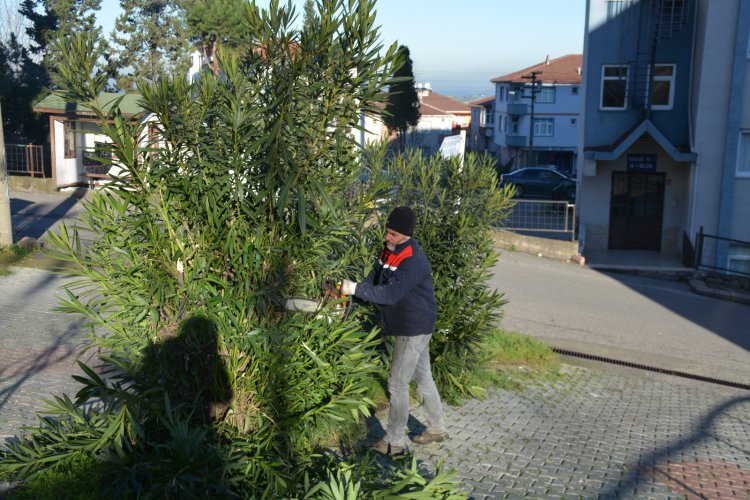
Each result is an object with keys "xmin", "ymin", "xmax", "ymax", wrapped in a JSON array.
[{"xmin": 627, "ymin": 154, "xmax": 657, "ymax": 172}]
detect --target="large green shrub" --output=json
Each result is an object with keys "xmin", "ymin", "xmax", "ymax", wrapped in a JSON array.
[{"xmin": 0, "ymin": 2, "xmax": 466, "ymax": 497}]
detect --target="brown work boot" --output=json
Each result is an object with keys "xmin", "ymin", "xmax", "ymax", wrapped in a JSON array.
[
  {"xmin": 411, "ymin": 430, "xmax": 449, "ymax": 445},
  {"xmin": 370, "ymin": 438, "xmax": 405, "ymax": 455}
]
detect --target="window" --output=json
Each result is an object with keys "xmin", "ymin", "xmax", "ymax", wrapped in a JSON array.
[
  {"xmin": 533, "ymin": 118, "xmax": 554, "ymax": 137},
  {"xmin": 501, "ymin": 115, "xmax": 507, "ymax": 132},
  {"xmin": 607, "ymin": 0, "xmax": 629, "ymax": 20},
  {"xmin": 63, "ymin": 121, "xmax": 76, "ymax": 158},
  {"xmin": 485, "ymin": 111, "xmax": 495, "ymax": 126},
  {"xmin": 601, "ymin": 65, "xmax": 628, "ymax": 110},
  {"xmin": 738, "ymin": 132, "xmax": 750, "ymax": 176},
  {"xmin": 499, "ymin": 86, "xmax": 506, "ymax": 101},
  {"xmin": 511, "ymin": 117, "xmax": 519, "ymax": 134},
  {"xmin": 728, "ymin": 244, "xmax": 750, "ymax": 275},
  {"xmin": 537, "ymin": 87, "xmax": 555, "ymax": 103},
  {"xmin": 649, "ymin": 64, "xmax": 675, "ymax": 110}
]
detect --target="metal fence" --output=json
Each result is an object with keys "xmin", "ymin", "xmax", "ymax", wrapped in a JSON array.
[
  {"xmin": 5, "ymin": 144, "xmax": 48, "ymax": 178},
  {"xmin": 500, "ymin": 199, "xmax": 577, "ymax": 241},
  {"xmin": 695, "ymin": 227, "xmax": 750, "ymax": 277}
]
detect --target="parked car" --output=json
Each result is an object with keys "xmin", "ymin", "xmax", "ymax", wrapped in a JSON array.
[{"xmin": 500, "ymin": 167, "xmax": 577, "ymax": 201}]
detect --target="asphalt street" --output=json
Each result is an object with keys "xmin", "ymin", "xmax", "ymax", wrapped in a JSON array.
[{"xmin": 491, "ymin": 249, "xmax": 750, "ymax": 385}]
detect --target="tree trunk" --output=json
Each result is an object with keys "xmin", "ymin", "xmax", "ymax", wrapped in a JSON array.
[{"xmin": 0, "ymin": 103, "xmax": 13, "ymax": 246}]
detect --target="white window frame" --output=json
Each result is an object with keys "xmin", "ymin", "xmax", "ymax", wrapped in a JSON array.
[
  {"xmin": 600, "ymin": 64, "xmax": 629, "ymax": 110},
  {"xmin": 63, "ymin": 121, "xmax": 76, "ymax": 158},
  {"xmin": 728, "ymin": 244, "xmax": 750, "ymax": 275},
  {"xmin": 648, "ymin": 64, "xmax": 676, "ymax": 110},
  {"xmin": 486, "ymin": 110, "xmax": 495, "ymax": 126},
  {"xmin": 533, "ymin": 117, "xmax": 554, "ymax": 137},
  {"xmin": 537, "ymin": 87, "xmax": 555, "ymax": 103},
  {"xmin": 737, "ymin": 131, "xmax": 750, "ymax": 177}
]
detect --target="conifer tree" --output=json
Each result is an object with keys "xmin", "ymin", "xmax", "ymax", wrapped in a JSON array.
[
  {"xmin": 384, "ymin": 45, "xmax": 420, "ymax": 148},
  {"xmin": 110, "ymin": 0, "xmax": 190, "ymax": 89},
  {"xmin": 20, "ymin": 0, "xmax": 104, "ymax": 72},
  {"xmin": 180, "ymin": 0, "xmax": 246, "ymax": 75}
]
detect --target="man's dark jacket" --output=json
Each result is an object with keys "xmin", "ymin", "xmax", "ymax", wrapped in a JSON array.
[{"xmin": 354, "ymin": 238, "xmax": 437, "ymax": 336}]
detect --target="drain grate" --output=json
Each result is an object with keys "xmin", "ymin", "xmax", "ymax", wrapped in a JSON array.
[{"xmin": 552, "ymin": 348, "xmax": 750, "ymax": 391}]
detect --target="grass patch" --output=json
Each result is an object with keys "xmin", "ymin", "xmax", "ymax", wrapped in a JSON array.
[
  {"xmin": 0, "ymin": 245, "xmax": 33, "ymax": 274},
  {"xmin": 470, "ymin": 328, "xmax": 562, "ymax": 392},
  {"xmin": 0, "ymin": 244, "xmax": 76, "ymax": 275},
  {"xmin": 0, "ymin": 453, "xmax": 105, "ymax": 499}
]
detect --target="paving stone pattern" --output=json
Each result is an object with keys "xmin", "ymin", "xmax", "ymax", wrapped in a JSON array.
[
  {"xmin": 395, "ymin": 365, "xmax": 750, "ymax": 499},
  {"xmin": 0, "ymin": 268, "xmax": 88, "ymax": 444},
  {"xmin": 3, "ymin": 268, "xmax": 750, "ymax": 498}
]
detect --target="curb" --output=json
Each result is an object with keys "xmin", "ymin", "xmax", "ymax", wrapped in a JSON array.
[{"xmin": 688, "ymin": 278, "xmax": 750, "ymax": 306}]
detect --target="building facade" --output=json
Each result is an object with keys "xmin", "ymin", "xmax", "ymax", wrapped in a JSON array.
[
  {"xmin": 490, "ymin": 55, "xmax": 583, "ymax": 176},
  {"xmin": 578, "ymin": 0, "xmax": 750, "ymax": 273}
]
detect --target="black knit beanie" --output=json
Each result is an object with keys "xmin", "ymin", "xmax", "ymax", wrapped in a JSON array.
[{"xmin": 386, "ymin": 206, "xmax": 416, "ymax": 236}]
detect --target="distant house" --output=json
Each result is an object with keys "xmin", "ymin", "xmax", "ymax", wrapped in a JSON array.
[
  {"xmin": 403, "ymin": 84, "xmax": 471, "ymax": 154},
  {"xmin": 490, "ymin": 54, "xmax": 582, "ymax": 175},
  {"xmin": 578, "ymin": 0, "xmax": 750, "ymax": 272},
  {"xmin": 33, "ymin": 92, "xmax": 147, "ymax": 189},
  {"xmin": 468, "ymin": 96, "xmax": 498, "ymax": 156}
]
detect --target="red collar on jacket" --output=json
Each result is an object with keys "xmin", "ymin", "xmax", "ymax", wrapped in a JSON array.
[{"xmin": 379, "ymin": 240, "xmax": 414, "ymax": 271}]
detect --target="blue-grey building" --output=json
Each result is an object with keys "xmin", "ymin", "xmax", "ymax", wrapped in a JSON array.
[
  {"xmin": 578, "ymin": 0, "xmax": 750, "ymax": 274},
  {"xmin": 490, "ymin": 55, "xmax": 583, "ymax": 176}
]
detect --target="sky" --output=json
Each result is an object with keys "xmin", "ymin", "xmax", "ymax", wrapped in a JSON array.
[{"xmin": 96, "ymin": 0, "xmax": 586, "ymax": 99}]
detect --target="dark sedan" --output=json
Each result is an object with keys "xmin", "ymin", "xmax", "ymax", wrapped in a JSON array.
[{"xmin": 500, "ymin": 167, "xmax": 577, "ymax": 201}]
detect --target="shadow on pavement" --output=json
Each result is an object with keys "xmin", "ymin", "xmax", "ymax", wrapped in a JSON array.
[
  {"xmin": 0, "ymin": 319, "xmax": 86, "ymax": 415},
  {"xmin": 10, "ymin": 189, "xmax": 88, "ymax": 241},
  {"xmin": 601, "ymin": 271, "xmax": 750, "ymax": 354},
  {"xmin": 601, "ymin": 394, "xmax": 750, "ymax": 498}
]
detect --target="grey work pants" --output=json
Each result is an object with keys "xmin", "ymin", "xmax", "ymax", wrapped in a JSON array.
[{"xmin": 385, "ymin": 333, "xmax": 447, "ymax": 447}]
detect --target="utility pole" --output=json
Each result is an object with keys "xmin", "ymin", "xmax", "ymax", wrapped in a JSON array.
[
  {"xmin": 521, "ymin": 71, "xmax": 542, "ymax": 167},
  {"xmin": 0, "ymin": 103, "xmax": 12, "ymax": 246}
]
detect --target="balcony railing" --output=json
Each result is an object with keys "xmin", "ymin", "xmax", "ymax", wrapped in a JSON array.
[
  {"xmin": 5, "ymin": 144, "xmax": 48, "ymax": 178},
  {"xmin": 506, "ymin": 135, "xmax": 527, "ymax": 147},
  {"xmin": 507, "ymin": 103, "xmax": 528, "ymax": 115}
]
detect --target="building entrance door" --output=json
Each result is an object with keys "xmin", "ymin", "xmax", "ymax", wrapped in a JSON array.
[{"xmin": 608, "ymin": 172, "xmax": 665, "ymax": 250}]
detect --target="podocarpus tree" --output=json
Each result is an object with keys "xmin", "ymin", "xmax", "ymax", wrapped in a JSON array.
[{"xmin": 0, "ymin": 1, "xmax": 465, "ymax": 497}]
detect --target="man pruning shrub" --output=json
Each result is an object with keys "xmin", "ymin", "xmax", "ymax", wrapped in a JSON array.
[{"xmin": 343, "ymin": 206, "xmax": 449, "ymax": 455}]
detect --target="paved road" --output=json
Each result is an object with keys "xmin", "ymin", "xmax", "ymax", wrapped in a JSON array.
[
  {"xmin": 10, "ymin": 190, "xmax": 89, "ymax": 244},
  {"xmin": 491, "ymin": 250, "xmax": 750, "ymax": 385}
]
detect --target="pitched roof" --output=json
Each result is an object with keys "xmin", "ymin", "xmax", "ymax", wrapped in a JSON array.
[
  {"xmin": 583, "ymin": 119, "xmax": 696, "ymax": 162},
  {"xmin": 419, "ymin": 91, "xmax": 471, "ymax": 117},
  {"xmin": 469, "ymin": 95, "xmax": 495, "ymax": 106},
  {"xmin": 33, "ymin": 92, "xmax": 144, "ymax": 117},
  {"xmin": 491, "ymin": 54, "xmax": 583, "ymax": 84}
]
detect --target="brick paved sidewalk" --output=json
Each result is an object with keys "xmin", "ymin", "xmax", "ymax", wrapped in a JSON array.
[{"xmin": 385, "ymin": 362, "xmax": 750, "ymax": 499}]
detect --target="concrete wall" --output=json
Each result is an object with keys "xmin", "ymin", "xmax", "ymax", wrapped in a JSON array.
[{"xmin": 8, "ymin": 176, "xmax": 57, "ymax": 193}]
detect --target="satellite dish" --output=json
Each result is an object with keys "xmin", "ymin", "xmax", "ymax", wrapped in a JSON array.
[
  {"xmin": 425, "ymin": 82, "xmax": 432, "ymax": 90},
  {"xmin": 416, "ymin": 83, "xmax": 423, "ymax": 89}
]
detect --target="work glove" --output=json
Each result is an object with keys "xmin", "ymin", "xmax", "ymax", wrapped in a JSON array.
[{"xmin": 341, "ymin": 279, "xmax": 357, "ymax": 296}]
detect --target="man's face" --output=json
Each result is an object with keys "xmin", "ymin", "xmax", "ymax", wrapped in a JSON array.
[{"xmin": 385, "ymin": 228, "xmax": 410, "ymax": 251}]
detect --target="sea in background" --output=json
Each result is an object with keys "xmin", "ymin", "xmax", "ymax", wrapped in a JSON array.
[{"xmin": 414, "ymin": 72, "xmax": 496, "ymax": 102}]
